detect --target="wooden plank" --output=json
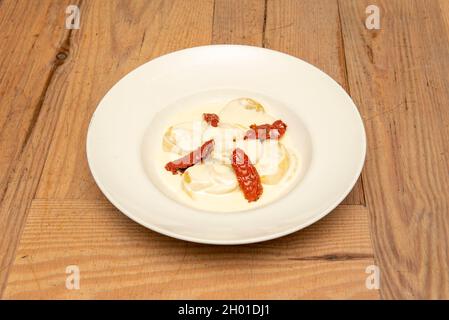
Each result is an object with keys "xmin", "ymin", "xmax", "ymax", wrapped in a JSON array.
[
  {"xmin": 3, "ymin": 201, "xmax": 378, "ymax": 299},
  {"xmin": 0, "ymin": 0, "xmax": 68, "ymax": 192},
  {"xmin": 264, "ymin": 0, "xmax": 365, "ymax": 205},
  {"xmin": 439, "ymin": 0, "xmax": 449, "ymax": 60},
  {"xmin": 0, "ymin": 0, "xmax": 79, "ymax": 296},
  {"xmin": 212, "ymin": 0, "xmax": 265, "ymax": 45},
  {"xmin": 0, "ymin": 0, "xmax": 215, "ymax": 298},
  {"xmin": 338, "ymin": 0, "xmax": 449, "ymax": 298},
  {"xmin": 34, "ymin": 0, "xmax": 214, "ymax": 200}
]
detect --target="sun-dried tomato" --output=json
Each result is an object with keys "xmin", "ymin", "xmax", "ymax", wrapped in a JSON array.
[
  {"xmin": 231, "ymin": 148, "xmax": 263, "ymax": 202},
  {"xmin": 203, "ymin": 113, "xmax": 220, "ymax": 127},
  {"xmin": 244, "ymin": 120, "xmax": 287, "ymax": 140},
  {"xmin": 165, "ymin": 139, "xmax": 214, "ymax": 174}
]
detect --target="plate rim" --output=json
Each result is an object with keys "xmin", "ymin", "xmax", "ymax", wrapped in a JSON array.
[{"xmin": 86, "ymin": 44, "xmax": 367, "ymax": 245}]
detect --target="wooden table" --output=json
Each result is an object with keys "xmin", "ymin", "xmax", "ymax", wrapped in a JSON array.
[{"xmin": 0, "ymin": 0, "xmax": 448, "ymax": 299}]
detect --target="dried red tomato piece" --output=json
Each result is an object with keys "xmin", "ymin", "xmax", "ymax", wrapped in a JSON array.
[
  {"xmin": 244, "ymin": 120, "xmax": 287, "ymax": 140},
  {"xmin": 231, "ymin": 148, "xmax": 263, "ymax": 202},
  {"xmin": 203, "ymin": 113, "xmax": 220, "ymax": 127},
  {"xmin": 165, "ymin": 139, "xmax": 214, "ymax": 174}
]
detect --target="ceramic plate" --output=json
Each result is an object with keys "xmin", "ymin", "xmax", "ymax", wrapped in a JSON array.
[{"xmin": 86, "ymin": 45, "xmax": 366, "ymax": 245}]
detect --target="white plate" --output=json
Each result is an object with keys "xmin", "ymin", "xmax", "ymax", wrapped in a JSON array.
[{"xmin": 87, "ymin": 45, "xmax": 366, "ymax": 245}]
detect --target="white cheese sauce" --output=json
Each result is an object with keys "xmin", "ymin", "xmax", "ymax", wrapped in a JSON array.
[{"xmin": 151, "ymin": 98, "xmax": 302, "ymax": 213}]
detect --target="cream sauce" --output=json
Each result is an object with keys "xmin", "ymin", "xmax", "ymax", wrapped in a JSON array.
[{"xmin": 155, "ymin": 98, "xmax": 301, "ymax": 212}]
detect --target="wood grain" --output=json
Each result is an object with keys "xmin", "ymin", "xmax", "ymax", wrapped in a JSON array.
[
  {"xmin": 264, "ymin": 0, "xmax": 365, "ymax": 205},
  {"xmin": 3, "ymin": 201, "xmax": 377, "ymax": 299},
  {"xmin": 0, "ymin": 0, "xmax": 79, "ymax": 295},
  {"xmin": 34, "ymin": 0, "xmax": 214, "ymax": 201},
  {"xmin": 338, "ymin": 0, "xmax": 449, "ymax": 298},
  {"xmin": 0, "ymin": 0, "xmax": 69, "ymax": 196},
  {"xmin": 212, "ymin": 0, "xmax": 265, "ymax": 45},
  {"xmin": 0, "ymin": 0, "xmax": 215, "ymax": 297}
]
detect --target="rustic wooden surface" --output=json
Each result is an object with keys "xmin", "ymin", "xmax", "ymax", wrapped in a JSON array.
[{"xmin": 0, "ymin": 0, "xmax": 447, "ymax": 299}]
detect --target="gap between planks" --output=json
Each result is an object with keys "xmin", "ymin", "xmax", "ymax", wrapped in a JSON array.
[{"xmin": 30, "ymin": 198, "xmax": 366, "ymax": 211}]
